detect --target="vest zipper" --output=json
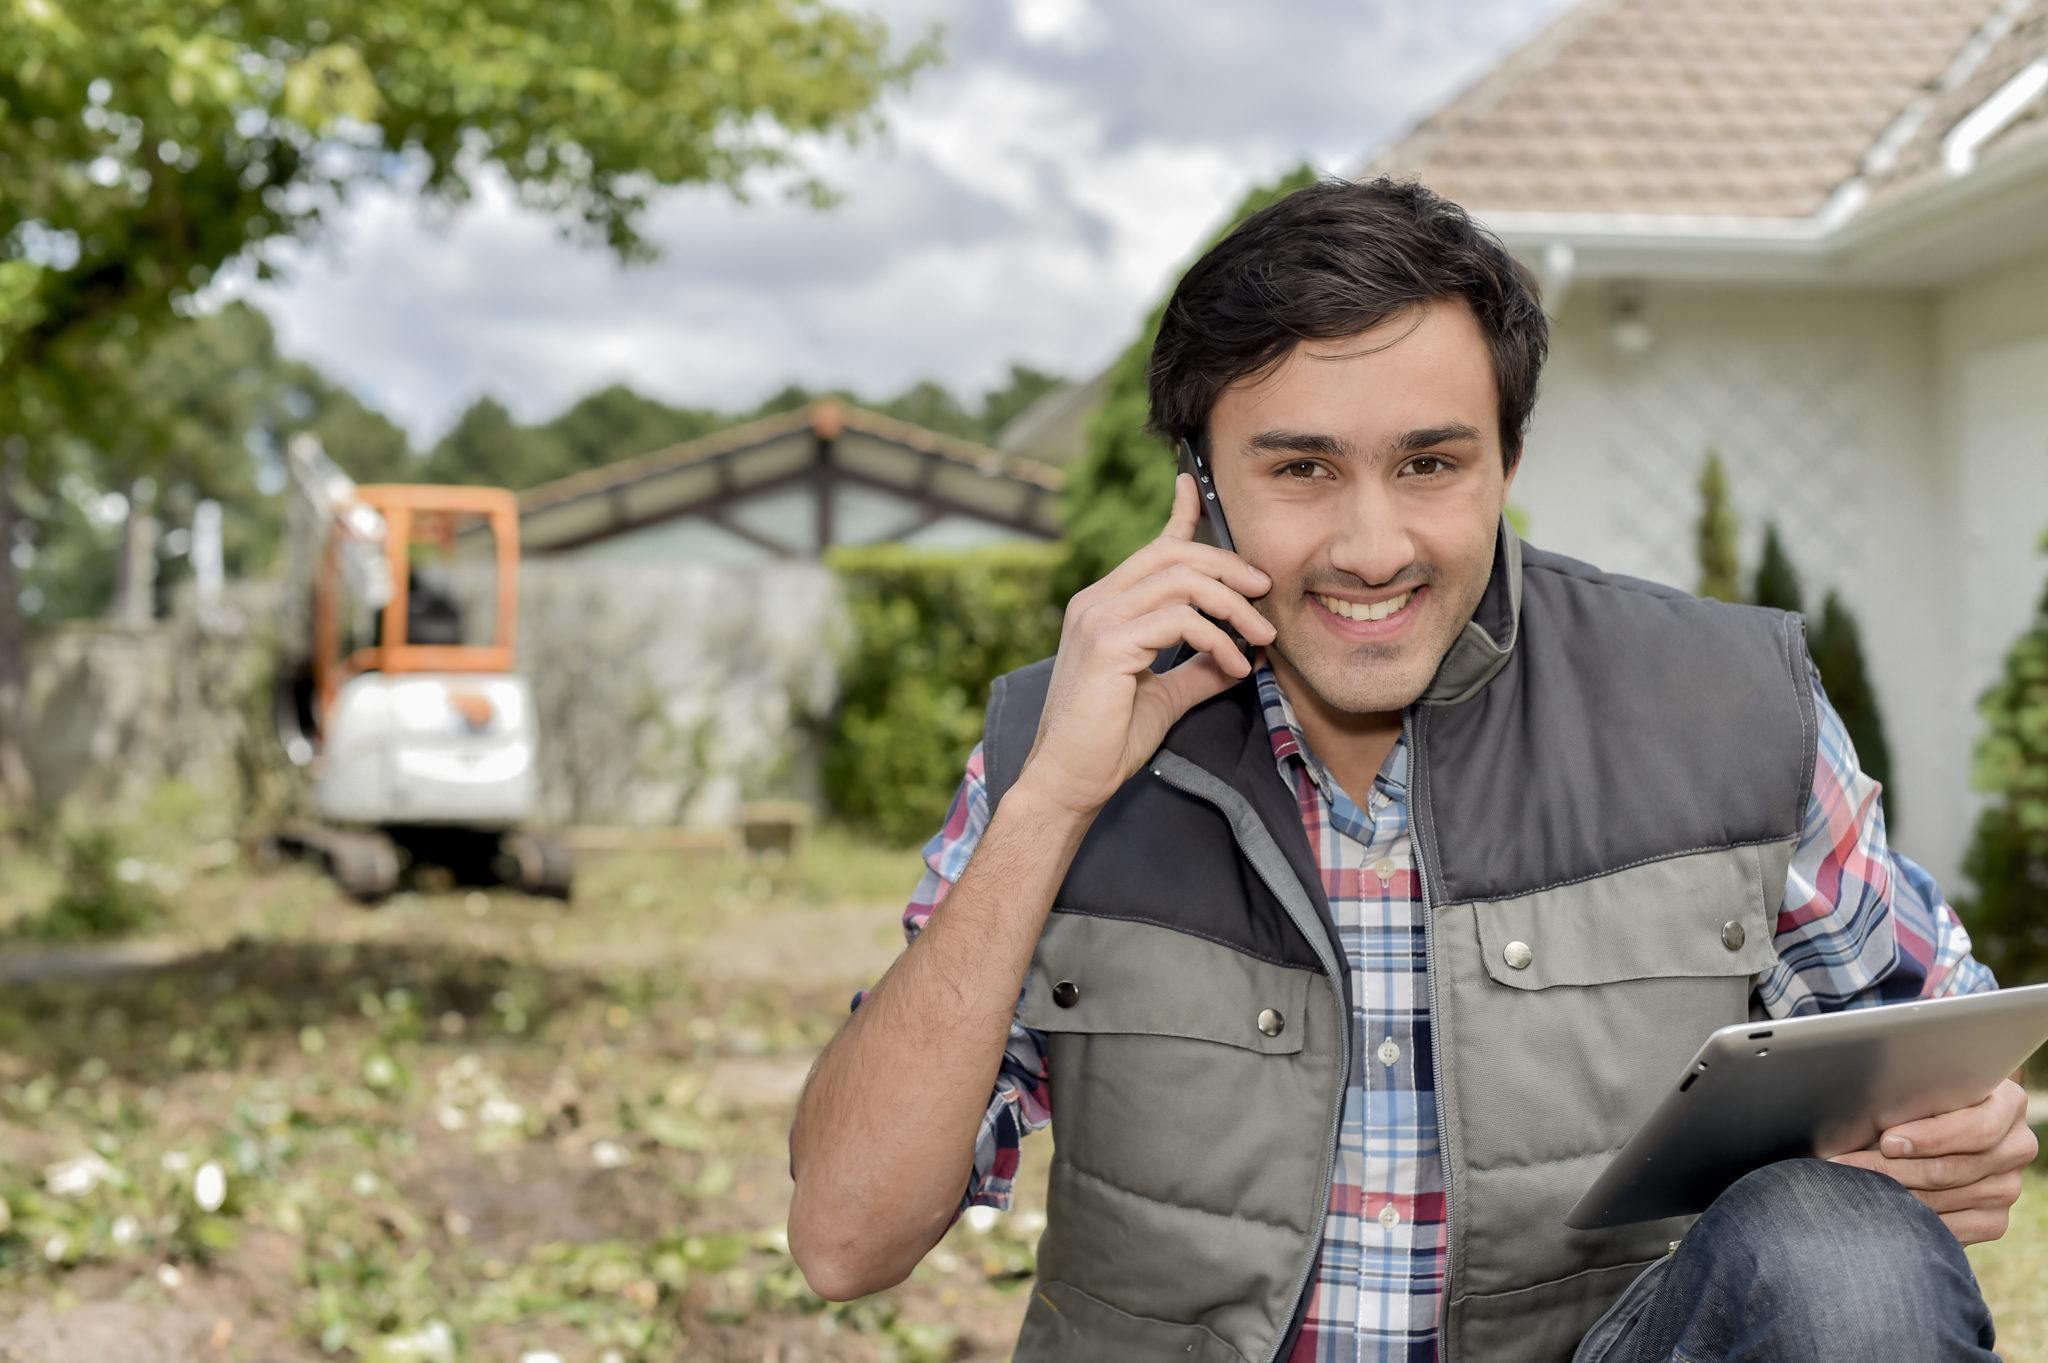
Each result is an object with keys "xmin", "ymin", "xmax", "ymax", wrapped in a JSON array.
[
  {"xmin": 1404, "ymin": 708, "xmax": 1458, "ymax": 1362},
  {"xmin": 1148, "ymin": 756, "xmax": 1350, "ymax": 1363}
]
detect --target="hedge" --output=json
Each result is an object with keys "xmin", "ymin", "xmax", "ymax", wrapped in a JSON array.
[{"xmin": 822, "ymin": 541, "xmax": 1065, "ymax": 847}]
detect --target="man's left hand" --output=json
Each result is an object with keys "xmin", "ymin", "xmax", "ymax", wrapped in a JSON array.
[{"xmin": 1829, "ymin": 1078, "xmax": 2036, "ymax": 1246}]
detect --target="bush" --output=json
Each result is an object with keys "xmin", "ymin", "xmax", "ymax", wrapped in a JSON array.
[
  {"xmin": 823, "ymin": 542, "xmax": 1065, "ymax": 847},
  {"xmin": 1959, "ymin": 532, "xmax": 2048, "ymax": 983},
  {"xmin": 17, "ymin": 826, "xmax": 164, "ymax": 942},
  {"xmin": 1695, "ymin": 449, "xmax": 1740, "ymax": 602},
  {"xmin": 1751, "ymin": 522, "xmax": 1804, "ymax": 615},
  {"xmin": 1810, "ymin": 589, "xmax": 1898, "ymax": 832}
]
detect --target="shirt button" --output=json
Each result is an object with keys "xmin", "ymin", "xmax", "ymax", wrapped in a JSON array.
[
  {"xmin": 1373, "ymin": 858, "xmax": 1396, "ymax": 878},
  {"xmin": 1377, "ymin": 1037, "xmax": 1401, "ymax": 1067},
  {"xmin": 1378, "ymin": 1204, "xmax": 1401, "ymax": 1230}
]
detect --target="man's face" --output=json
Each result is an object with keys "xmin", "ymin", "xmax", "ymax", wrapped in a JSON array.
[{"xmin": 1207, "ymin": 298, "xmax": 1518, "ymax": 718}]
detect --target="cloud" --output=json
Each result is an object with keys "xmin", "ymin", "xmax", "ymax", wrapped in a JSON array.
[
  {"xmin": 1007, "ymin": 0, "xmax": 1107, "ymax": 54},
  {"xmin": 235, "ymin": 0, "xmax": 1578, "ymax": 447}
]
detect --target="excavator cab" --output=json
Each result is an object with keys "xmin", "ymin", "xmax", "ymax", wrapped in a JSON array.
[{"xmin": 270, "ymin": 444, "xmax": 570, "ymax": 901}]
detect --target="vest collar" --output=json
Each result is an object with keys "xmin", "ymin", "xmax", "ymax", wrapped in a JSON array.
[{"xmin": 1418, "ymin": 514, "xmax": 1522, "ymax": 706}]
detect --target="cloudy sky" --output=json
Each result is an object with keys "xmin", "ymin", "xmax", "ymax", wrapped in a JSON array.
[{"xmin": 236, "ymin": 0, "xmax": 1576, "ymax": 445}]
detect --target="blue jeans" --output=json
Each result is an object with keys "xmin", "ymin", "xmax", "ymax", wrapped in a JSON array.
[{"xmin": 1573, "ymin": 1158, "xmax": 1998, "ymax": 1361}]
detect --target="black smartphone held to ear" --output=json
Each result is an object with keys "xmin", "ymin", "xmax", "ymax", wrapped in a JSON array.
[{"xmin": 1175, "ymin": 435, "xmax": 1253, "ymax": 663}]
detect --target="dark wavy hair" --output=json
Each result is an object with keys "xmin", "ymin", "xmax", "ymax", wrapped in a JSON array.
[{"xmin": 1146, "ymin": 175, "xmax": 1550, "ymax": 471}]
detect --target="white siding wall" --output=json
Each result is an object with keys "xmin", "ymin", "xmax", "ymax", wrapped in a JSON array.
[
  {"xmin": 1934, "ymin": 247, "xmax": 2048, "ymax": 900},
  {"xmin": 1516, "ymin": 284, "xmax": 1992, "ymax": 891}
]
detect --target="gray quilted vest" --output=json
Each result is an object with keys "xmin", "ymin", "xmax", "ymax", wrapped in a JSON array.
[{"xmin": 978, "ymin": 521, "xmax": 1815, "ymax": 1362}]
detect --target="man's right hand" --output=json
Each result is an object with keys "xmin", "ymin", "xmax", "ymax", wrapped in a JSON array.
[{"xmin": 1018, "ymin": 471, "xmax": 1277, "ymax": 821}]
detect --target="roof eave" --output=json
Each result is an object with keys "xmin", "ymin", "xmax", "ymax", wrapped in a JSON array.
[{"xmin": 1480, "ymin": 122, "xmax": 2048, "ymax": 289}]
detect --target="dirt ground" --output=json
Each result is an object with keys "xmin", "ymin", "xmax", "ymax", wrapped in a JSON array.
[
  {"xmin": 0, "ymin": 824, "xmax": 1050, "ymax": 1362},
  {"xmin": 3, "ymin": 816, "xmax": 2046, "ymax": 1361}
]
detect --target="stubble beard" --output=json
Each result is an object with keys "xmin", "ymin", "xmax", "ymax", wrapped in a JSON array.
[{"xmin": 1262, "ymin": 569, "xmax": 1488, "ymax": 717}]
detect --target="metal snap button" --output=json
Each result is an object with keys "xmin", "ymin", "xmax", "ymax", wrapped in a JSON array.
[
  {"xmin": 1052, "ymin": 980, "xmax": 1080, "ymax": 1008},
  {"xmin": 1720, "ymin": 920, "xmax": 1746, "ymax": 951},
  {"xmin": 1504, "ymin": 940, "xmax": 1533, "ymax": 970},
  {"xmin": 1256, "ymin": 1008, "xmax": 1285, "ymax": 1037}
]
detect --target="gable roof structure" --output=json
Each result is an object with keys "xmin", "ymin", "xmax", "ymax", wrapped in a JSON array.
[
  {"xmin": 993, "ymin": 365, "xmax": 1116, "ymax": 467},
  {"xmin": 515, "ymin": 400, "xmax": 1064, "ymax": 558},
  {"xmin": 1356, "ymin": 0, "xmax": 2048, "ymax": 289}
]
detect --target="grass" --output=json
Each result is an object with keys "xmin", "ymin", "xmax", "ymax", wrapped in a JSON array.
[
  {"xmin": 0, "ymin": 813, "xmax": 1048, "ymax": 1361},
  {"xmin": 1971, "ymin": 1169, "xmax": 2048, "ymax": 1356},
  {"xmin": 0, "ymin": 800, "xmax": 2038, "ymax": 1359}
]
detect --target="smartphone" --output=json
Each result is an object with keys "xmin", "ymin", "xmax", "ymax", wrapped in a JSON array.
[{"xmin": 1175, "ymin": 435, "xmax": 1254, "ymax": 663}]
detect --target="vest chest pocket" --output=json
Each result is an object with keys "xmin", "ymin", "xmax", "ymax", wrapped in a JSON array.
[
  {"xmin": 1469, "ymin": 844, "xmax": 1779, "ymax": 993},
  {"xmin": 1018, "ymin": 911, "xmax": 1311, "ymax": 1055},
  {"xmin": 1441, "ymin": 841, "xmax": 1791, "ymax": 1299},
  {"xmin": 1015, "ymin": 912, "xmax": 1337, "ymax": 1242}
]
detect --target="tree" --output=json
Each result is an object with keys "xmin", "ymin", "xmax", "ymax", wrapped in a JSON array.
[
  {"xmin": 1751, "ymin": 521, "xmax": 1803, "ymax": 615},
  {"xmin": 420, "ymin": 397, "xmax": 571, "ymax": 490},
  {"xmin": 749, "ymin": 382, "xmax": 823, "ymax": 422},
  {"xmin": 0, "ymin": 0, "xmax": 935, "ymax": 804},
  {"xmin": 11, "ymin": 303, "xmax": 418, "ymax": 625},
  {"xmin": 1810, "ymin": 590, "xmax": 1898, "ymax": 832},
  {"xmin": 1958, "ymin": 533, "xmax": 2048, "ymax": 983},
  {"xmin": 291, "ymin": 369, "xmax": 417, "ymax": 486},
  {"xmin": 1695, "ymin": 450, "xmax": 1741, "ymax": 602},
  {"xmin": 540, "ymin": 383, "xmax": 723, "ymax": 474},
  {"xmin": 877, "ymin": 378, "xmax": 980, "ymax": 442},
  {"xmin": 1053, "ymin": 163, "xmax": 1321, "ymax": 606},
  {"xmin": 979, "ymin": 362, "xmax": 1064, "ymax": 443}
]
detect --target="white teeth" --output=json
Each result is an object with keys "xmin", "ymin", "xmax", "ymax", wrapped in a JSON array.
[{"xmin": 1316, "ymin": 590, "xmax": 1413, "ymax": 623}]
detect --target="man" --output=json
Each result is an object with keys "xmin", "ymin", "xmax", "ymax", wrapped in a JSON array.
[{"xmin": 786, "ymin": 177, "xmax": 2032, "ymax": 1361}]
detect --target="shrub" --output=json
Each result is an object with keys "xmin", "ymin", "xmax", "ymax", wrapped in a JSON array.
[
  {"xmin": 1810, "ymin": 590, "xmax": 1898, "ymax": 832},
  {"xmin": 1958, "ymin": 533, "xmax": 2048, "ymax": 983},
  {"xmin": 18, "ymin": 826, "xmax": 164, "ymax": 942},
  {"xmin": 1695, "ymin": 449, "xmax": 1740, "ymax": 602},
  {"xmin": 823, "ymin": 542, "xmax": 1064, "ymax": 846},
  {"xmin": 1751, "ymin": 522, "xmax": 1804, "ymax": 615}
]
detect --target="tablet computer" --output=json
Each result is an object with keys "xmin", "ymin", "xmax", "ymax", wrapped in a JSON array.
[{"xmin": 1566, "ymin": 982, "xmax": 2048, "ymax": 1230}]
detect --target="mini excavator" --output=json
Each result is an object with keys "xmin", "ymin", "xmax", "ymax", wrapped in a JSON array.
[{"xmin": 268, "ymin": 435, "xmax": 572, "ymax": 901}]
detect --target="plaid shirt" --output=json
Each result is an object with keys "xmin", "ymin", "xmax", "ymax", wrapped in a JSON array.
[{"xmin": 851, "ymin": 659, "xmax": 1996, "ymax": 1360}]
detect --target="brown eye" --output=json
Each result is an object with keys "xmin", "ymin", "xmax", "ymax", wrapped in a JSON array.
[
  {"xmin": 1406, "ymin": 455, "xmax": 1450, "ymax": 477},
  {"xmin": 1282, "ymin": 461, "xmax": 1325, "ymax": 480}
]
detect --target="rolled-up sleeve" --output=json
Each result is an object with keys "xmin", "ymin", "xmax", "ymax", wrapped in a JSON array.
[
  {"xmin": 847, "ymin": 741, "xmax": 1052, "ymax": 1216},
  {"xmin": 1755, "ymin": 664, "xmax": 1998, "ymax": 1018}
]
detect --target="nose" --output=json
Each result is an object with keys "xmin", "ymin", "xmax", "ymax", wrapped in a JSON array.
[{"xmin": 1326, "ymin": 482, "xmax": 1417, "ymax": 588}]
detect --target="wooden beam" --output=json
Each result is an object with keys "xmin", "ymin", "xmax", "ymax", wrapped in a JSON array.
[
  {"xmin": 533, "ymin": 464, "xmax": 818, "ymax": 553},
  {"xmin": 530, "ymin": 459, "xmax": 1056, "ymax": 555},
  {"xmin": 703, "ymin": 509, "xmax": 799, "ymax": 558},
  {"xmin": 893, "ymin": 506, "xmax": 948, "ymax": 542},
  {"xmin": 828, "ymin": 463, "xmax": 1054, "ymax": 540},
  {"xmin": 815, "ymin": 432, "xmax": 835, "ymax": 555}
]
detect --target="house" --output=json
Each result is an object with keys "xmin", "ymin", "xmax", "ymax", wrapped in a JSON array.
[
  {"xmin": 1008, "ymin": 0, "xmax": 2048, "ymax": 896},
  {"xmin": 516, "ymin": 399, "xmax": 1062, "ymax": 562}
]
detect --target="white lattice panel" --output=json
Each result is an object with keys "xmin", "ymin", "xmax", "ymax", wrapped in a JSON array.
[{"xmin": 1591, "ymin": 332, "xmax": 1872, "ymax": 594}]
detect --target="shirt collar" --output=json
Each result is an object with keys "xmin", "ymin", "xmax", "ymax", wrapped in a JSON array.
[{"xmin": 1255, "ymin": 662, "xmax": 1408, "ymax": 805}]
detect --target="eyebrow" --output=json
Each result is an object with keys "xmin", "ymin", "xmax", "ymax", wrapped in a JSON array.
[{"xmin": 1242, "ymin": 422, "xmax": 1485, "ymax": 464}]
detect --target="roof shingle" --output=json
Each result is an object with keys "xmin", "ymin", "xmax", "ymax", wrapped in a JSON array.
[{"xmin": 1361, "ymin": 0, "xmax": 2035, "ymax": 220}]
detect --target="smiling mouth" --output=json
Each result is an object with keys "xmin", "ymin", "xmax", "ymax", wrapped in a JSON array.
[{"xmin": 1311, "ymin": 589, "xmax": 1416, "ymax": 623}]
